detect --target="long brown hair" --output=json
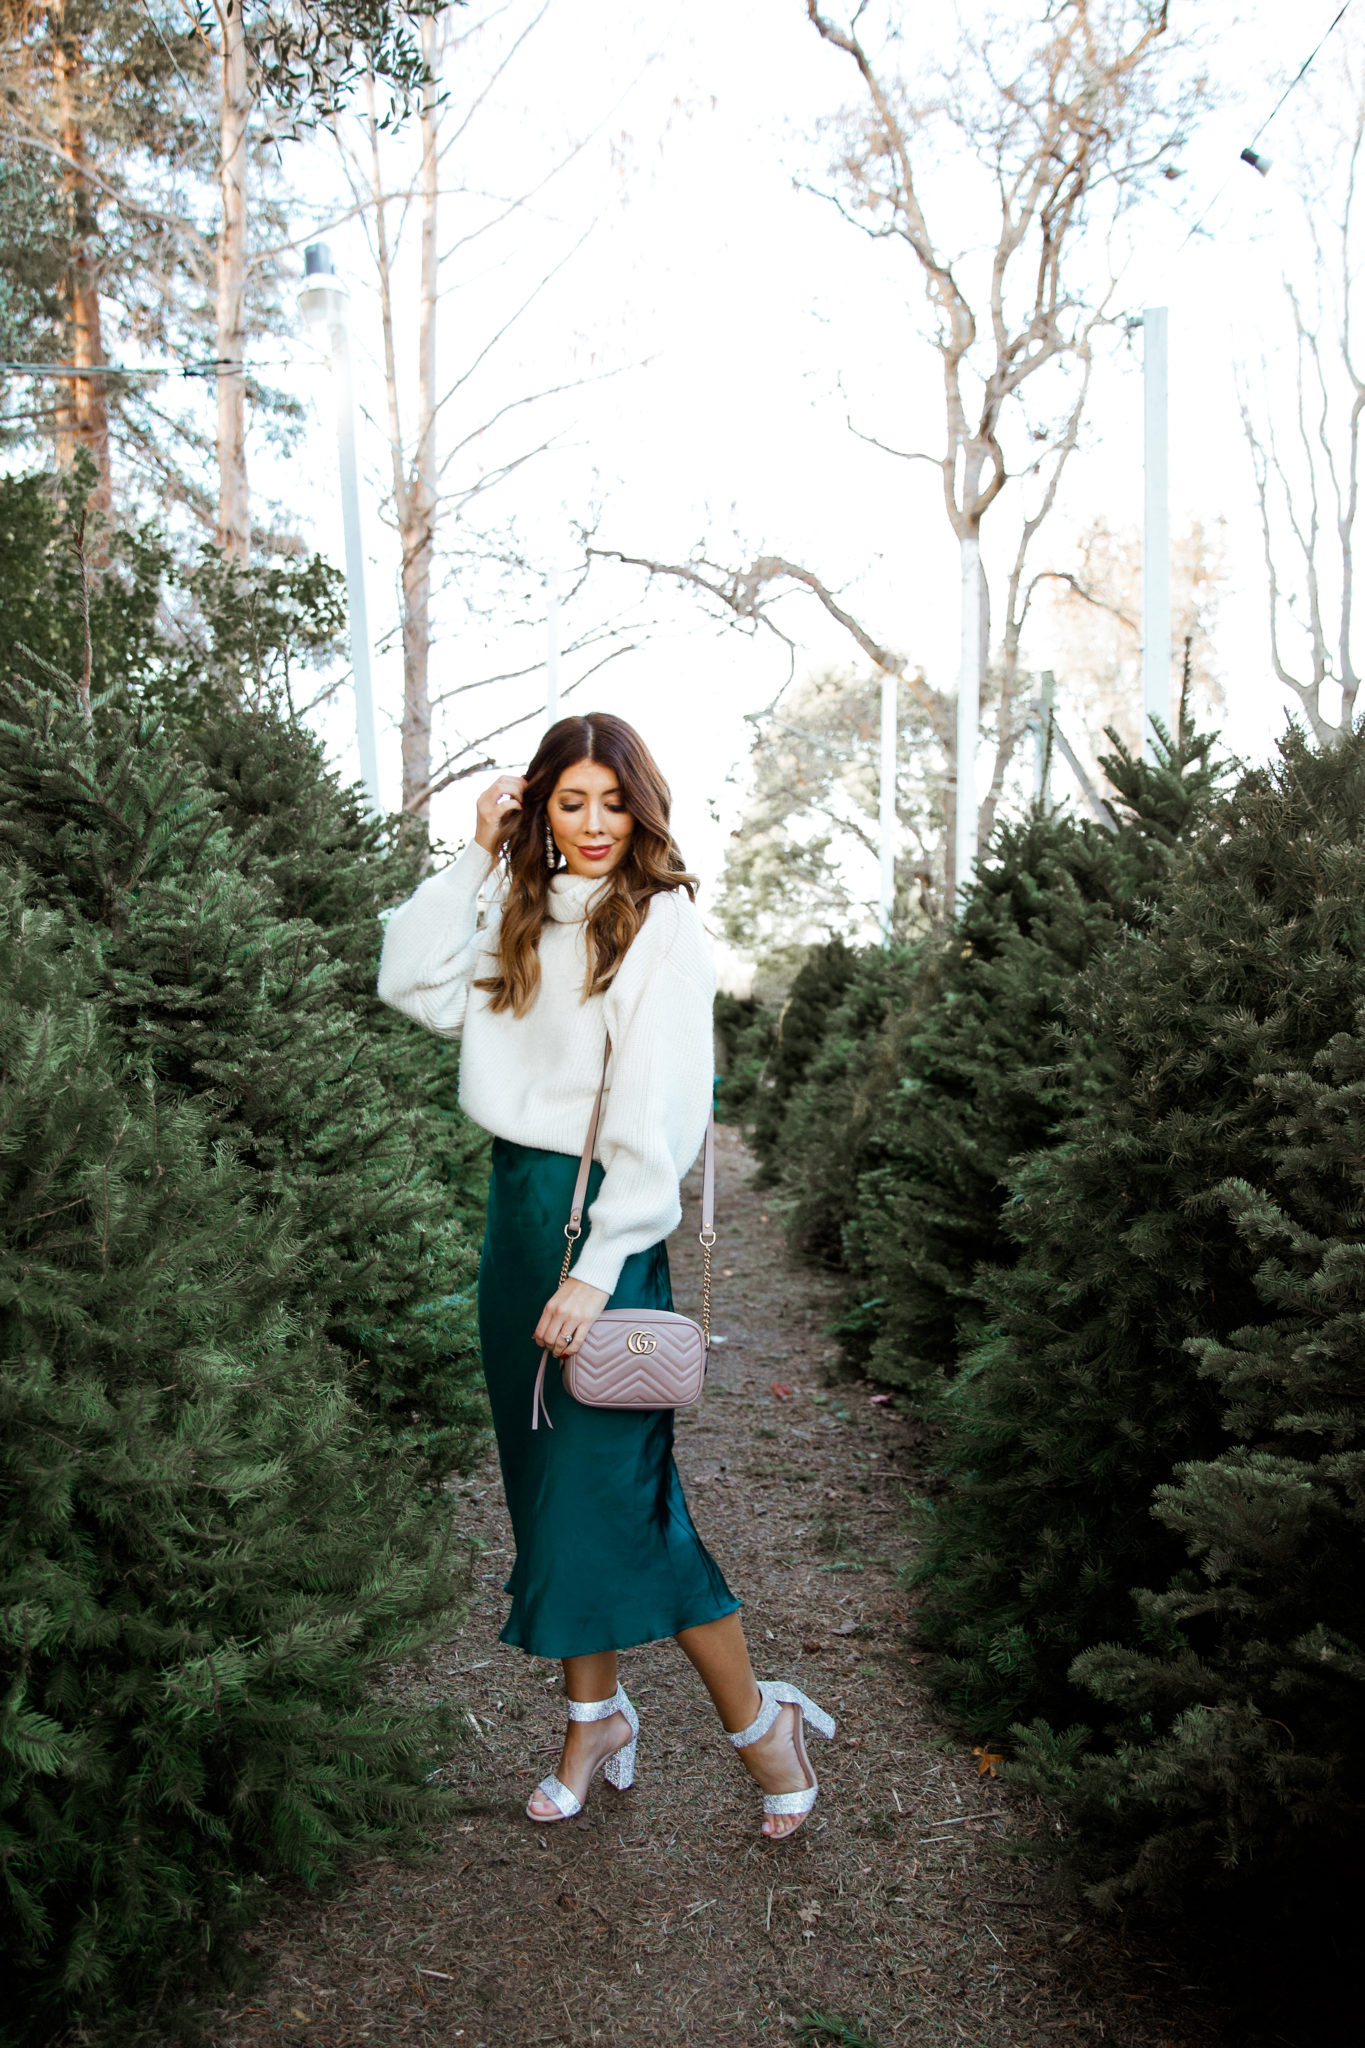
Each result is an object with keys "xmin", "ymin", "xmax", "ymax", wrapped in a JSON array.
[{"xmin": 474, "ymin": 712, "xmax": 697, "ymax": 1017}]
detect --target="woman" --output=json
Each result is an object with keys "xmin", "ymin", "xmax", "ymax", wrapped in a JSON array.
[{"xmin": 378, "ymin": 712, "xmax": 834, "ymax": 1839}]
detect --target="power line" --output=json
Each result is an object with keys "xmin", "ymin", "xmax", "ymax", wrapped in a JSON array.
[
  {"xmin": 1246, "ymin": 0, "xmax": 1354, "ymax": 151},
  {"xmin": 1178, "ymin": 0, "xmax": 1356, "ymax": 250},
  {"xmin": 0, "ymin": 359, "xmax": 232, "ymax": 378}
]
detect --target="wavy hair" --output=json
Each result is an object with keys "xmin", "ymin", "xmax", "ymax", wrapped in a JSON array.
[{"xmin": 474, "ymin": 712, "xmax": 697, "ymax": 1017}]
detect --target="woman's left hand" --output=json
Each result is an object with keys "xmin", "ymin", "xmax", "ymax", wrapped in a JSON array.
[{"xmin": 535, "ymin": 1277, "xmax": 610, "ymax": 1358}]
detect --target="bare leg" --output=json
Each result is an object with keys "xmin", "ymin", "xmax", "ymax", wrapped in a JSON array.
[
  {"xmin": 525, "ymin": 1650, "xmax": 631, "ymax": 1821},
  {"xmin": 675, "ymin": 1611, "xmax": 815, "ymax": 1840}
]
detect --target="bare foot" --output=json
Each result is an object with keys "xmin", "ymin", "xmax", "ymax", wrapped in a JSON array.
[
  {"xmin": 526, "ymin": 1709, "xmax": 632, "ymax": 1822},
  {"xmin": 736, "ymin": 1703, "xmax": 816, "ymax": 1839}
]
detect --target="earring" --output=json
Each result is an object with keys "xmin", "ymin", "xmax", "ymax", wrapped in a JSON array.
[{"xmin": 545, "ymin": 821, "xmax": 557, "ymax": 869}]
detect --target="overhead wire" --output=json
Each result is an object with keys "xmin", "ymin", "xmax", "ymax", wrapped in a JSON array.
[{"xmin": 1177, "ymin": 0, "xmax": 1357, "ymax": 252}]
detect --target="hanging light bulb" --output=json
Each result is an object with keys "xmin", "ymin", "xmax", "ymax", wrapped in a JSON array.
[{"xmin": 1240, "ymin": 147, "xmax": 1273, "ymax": 176}]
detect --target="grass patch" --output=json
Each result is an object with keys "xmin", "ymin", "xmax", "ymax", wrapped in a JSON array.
[{"xmin": 797, "ymin": 2014, "xmax": 889, "ymax": 2048}]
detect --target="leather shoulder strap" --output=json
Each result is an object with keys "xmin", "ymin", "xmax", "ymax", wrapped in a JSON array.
[{"xmin": 564, "ymin": 1036, "xmax": 716, "ymax": 1242}]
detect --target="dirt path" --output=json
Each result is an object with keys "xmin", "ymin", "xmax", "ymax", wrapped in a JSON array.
[{"xmin": 203, "ymin": 1129, "xmax": 1220, "ymax": 2048}]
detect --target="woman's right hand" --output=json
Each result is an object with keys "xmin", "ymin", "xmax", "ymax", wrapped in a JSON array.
[{"xmin": 474, "ymin": 772, "xmax": 527, "ymax": 852}]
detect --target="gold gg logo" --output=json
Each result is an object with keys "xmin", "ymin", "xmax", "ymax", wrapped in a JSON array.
[{"xmin": 626, "ymin": 1330, "xmax": 658, "ymax": 1356}]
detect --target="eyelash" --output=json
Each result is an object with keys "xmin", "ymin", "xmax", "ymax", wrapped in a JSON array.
[{"xmin": 557, "ymin": 802, "xmax": 626, "ymax": 814}]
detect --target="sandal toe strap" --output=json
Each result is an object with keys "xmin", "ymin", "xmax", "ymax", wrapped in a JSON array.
[
  {"xmin": 533, "ymin": 1773, "xmax": 581, "ymax": 1817},
  {"xmin": 764, "ymin": 1783, "xmax": 818, "ymax": 1818}
]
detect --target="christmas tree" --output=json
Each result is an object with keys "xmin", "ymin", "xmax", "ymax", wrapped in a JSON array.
[
  {"xmin": 917, "ymin": 724, "xmax": 1365, "ymax": 1822},
  {"xmin": 0, "ymin": 470, "xmax": 489, "ymax": 1478},
  {"xmin": 748, "ymin": 935, "xmax": 862, "ymax": 1178},
  {"xmin": 766, "ymin": 718, "xmax": 1223, "ymax": 1392},
  {"xmin": 0, "ymin": 474, "xmax": 493, "ymax": 2031},
  {"xmin": 0, "ymin": 870, "xmax": 464, "ymax": 2037}
]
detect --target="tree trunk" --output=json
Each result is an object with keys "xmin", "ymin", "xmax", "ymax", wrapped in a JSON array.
[
  {"xmin": 51, "ymin": 13, "xmax": 111, "ymax": 517},
  {"xmin": 216, "ymin": 0, "xmax": 250, "ymax": 560},
  {"xmin": 400, "ymin": 19, "xmax": 439, "ymax": 817}
]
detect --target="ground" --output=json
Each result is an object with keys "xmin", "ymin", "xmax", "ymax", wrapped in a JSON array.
[{"xmin": 200, "ymin": 1128, "xmax": 1222, "ymax": 2048}]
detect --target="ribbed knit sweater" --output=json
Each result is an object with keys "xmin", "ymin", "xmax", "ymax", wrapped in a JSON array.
[{"xmin": 376, "ymin": 839, "xmax": 716, "ymax": 1296}]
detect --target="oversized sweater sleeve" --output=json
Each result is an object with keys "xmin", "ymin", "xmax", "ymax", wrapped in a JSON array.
[
  {"xmin": 376, "ymin": 838, "xmax": 497, "ymax": 1037},
  {"xmin": 569, "ymin": 890, "xmax": 717, "ymax": 1298}
]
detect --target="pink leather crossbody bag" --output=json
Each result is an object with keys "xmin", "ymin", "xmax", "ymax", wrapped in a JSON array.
[{"xmin": 530, "ymin": 1039, "xmax": 717, "ymax": 1431}]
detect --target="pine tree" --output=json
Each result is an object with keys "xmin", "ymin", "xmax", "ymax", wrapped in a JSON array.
[
  {"xmin": 765, "ymin": 719, "xmax": 1222, "ymax": 1392},
  {"xmin": 0, "ymin": 470, "xmax": 490, "ymax": 1476},
  {"xmin": 749, "ymin": 936, "xmax": 862, "ymax": 1181},
  {"xmin": 916, "ymin": 723, "xmax": 1365, "ymax": 1786},
  {"xmin": 713, "ymin": 990, "xmax": 775, "ymax": 1126},
  {"xmin": 0, "ymin": 672, "xmax": 486, "ymax": 1480},
  {"xmin": 994, "ymin": 875, "xmax": 1365, "ymax": 1997},
  {"xmin": 0, "ymin": 871, "xmax": 464, "ymax": 2038}
]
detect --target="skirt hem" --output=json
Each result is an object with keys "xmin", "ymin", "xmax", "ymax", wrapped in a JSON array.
[{"xmin": 498, "ymin": 1592, "xmax": 742, "ymax": 1663}]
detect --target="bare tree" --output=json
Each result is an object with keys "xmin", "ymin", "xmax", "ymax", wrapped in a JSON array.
[
  {"xmin": 1043, "ymin": 514, "xmax": 1225, "ymax": 763},
  {"xmin": 50, "ymin": 11, "xmax": 111, "ymax": 512},
  {"xmin": 213, "ymin": 0, "xmax": 249, "ymax": 555},
  {"xmin": 192, "ymin": 0, "xmax": 442, "ymax": 557},
  {"xmin": 334, "ymin": 0, "xmax": 642, "ymax": 816},
  {"xmin": 1240, "ymin": 53, "xmax": 1365, "ymax": 743},
  {"xmin": 715, "ymin": 667, "xmax": 941, "ymax": 983},
  {"xmin": 596, "ymin": 1, "xmax": 1199, "ymax": 899}
]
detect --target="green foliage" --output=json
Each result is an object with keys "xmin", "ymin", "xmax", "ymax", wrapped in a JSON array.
[
  {"xmin": 0, "ymin": 467, "xmax": 171, "ymax": 693},
  {"xmin": 0, "ymin": 146, "xmax": 67, "ymax": 370},
  {"xmin": 0, "ymin": 871, "xmax": 466, "ymax": 2039},
  {"xmin": 747, "ymin": 936, "xmax": 862, "ymax": 1183},
  {"xmin": 0, "ymin": 668, "xmax": 485, "ymax": 1481},
  {"xmin": 917, "ymin": 725, "xmax": 1365, "ymax": 1930},
  {"xmin": 0, "ymin": 466, "xmax": 348, "ymax": 721},
  {"xmin": 763, "ymin": 718, "xmax": 1224, "ymax": 1389},
  {"xmin": 713, "ymin": 990, "xmax": 775, "ymax": 1126},
  {"xmin": 0, "ymin": 469, "xmax": 492, "ymax": 2032},
  {"xmin": 230, "ymin": 2, "xmax": 453, "ymax": 126}
]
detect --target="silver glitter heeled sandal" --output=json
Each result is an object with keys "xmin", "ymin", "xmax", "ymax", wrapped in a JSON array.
[
  {"xmin": 526, "ymin": 1684, "xmax": 639, "ymax": 1824},
  {"xmin": 728, "ymin": 1680, "xmax": 836, "ymax": 1837}
]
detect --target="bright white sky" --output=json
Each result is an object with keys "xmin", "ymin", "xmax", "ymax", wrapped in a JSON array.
[{"xmin": 260, "ymin": 0, "xmax": 1358, "ymax": 926}]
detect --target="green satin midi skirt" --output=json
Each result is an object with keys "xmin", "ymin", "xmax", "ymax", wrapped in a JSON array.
[{"xmin": 477, "ymin": 1136, "xmax": 740, "ymax": 1660}]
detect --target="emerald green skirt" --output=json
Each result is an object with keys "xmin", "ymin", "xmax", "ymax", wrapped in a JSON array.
[{"xmin": 477, "ymin": 1136, "xmax": 739, "ymax": 1660}]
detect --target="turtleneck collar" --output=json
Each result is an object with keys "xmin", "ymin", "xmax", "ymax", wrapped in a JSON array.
[{"xmin": 546, "ymin": 868, "xmax": 611, "ymax": 923}]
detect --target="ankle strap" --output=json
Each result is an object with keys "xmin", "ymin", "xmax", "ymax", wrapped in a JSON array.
[
  {"xmin": 728, "ymin": 1680, "xmax": 825, "ymax": 1749},
  {"xmin": 565, "ymin": 1685, "xmax": 626, "ymax": 1724}
]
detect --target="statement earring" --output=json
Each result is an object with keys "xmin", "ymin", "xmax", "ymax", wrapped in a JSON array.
[{"xmin": 545, "ymin": 821, "xmax": 558, "ymax": 870}]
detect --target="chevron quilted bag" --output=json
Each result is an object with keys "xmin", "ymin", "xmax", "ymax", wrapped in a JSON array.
[{"xmin": 530, "ymin": 1038, "xmax": 716, "ymax": 1431}]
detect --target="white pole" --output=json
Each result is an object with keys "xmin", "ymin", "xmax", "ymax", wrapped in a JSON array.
[
  {"xmin": 955, "ymin": 533, "xmax": 982, "ymax": 899},
  {"xmin": 298, "ymin": 244, "xmax": 380, "ymax": 815},
  {"xmin": 331, "ymin": 320, "xmax": 381, "ymax": 814},
  {"xmin": 1142, "ymin": 306, "xmax": 1170, "ymax": 765},
  {"xmin": 546, "ymin": 564, "xmax": 560, "ymax": 726},
  {"xmin": 878, "ymin": 670, "xmax": 897, "ymax": 943}
]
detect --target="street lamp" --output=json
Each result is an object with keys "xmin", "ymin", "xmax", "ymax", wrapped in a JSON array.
[{"xmin": 298, "ymin": 242, "xmax": 381, "ymax": 815}]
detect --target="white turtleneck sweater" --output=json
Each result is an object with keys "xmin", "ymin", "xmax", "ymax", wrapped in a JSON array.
[{"xmin": 376, "ymin": 840, "xmax": 716, "ymax": 1296}]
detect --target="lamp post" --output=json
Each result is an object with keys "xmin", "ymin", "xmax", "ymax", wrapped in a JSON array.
[
  {"xmin": 1142, "ymin": 306, "xmax": 1170, "ymax": 764},
  {"xmin": 954, "ymin": 534, "xmax": 984, "ymax": 899},
  {"xmin": 298, "ymin": 243, "xmax": 381, "ymax": 814}
]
